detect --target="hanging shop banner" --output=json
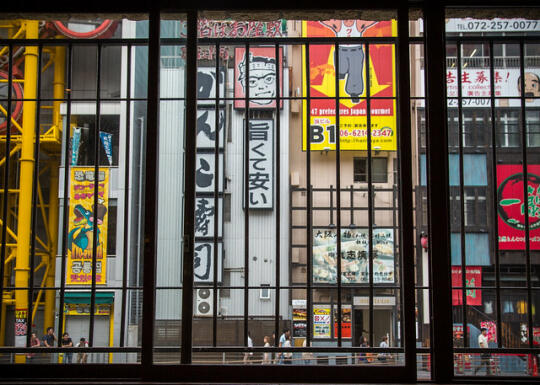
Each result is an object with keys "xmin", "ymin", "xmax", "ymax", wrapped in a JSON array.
[
  {"xmin": 99, "ymin": 132, "xmax": 113, "ymax": 166},
  {"xmin": 196, "ymin": 109, "xmax": 225, "ymax": 149},
  {"xmin": 194, "ymin": 242, "xmax": 223, "ymax": 283},
  {"xmin": 497, "ymin": 165, "xmax": 540, "ymax": 250},
  {"xmin": 234, "ymin": 47, "xmax": 284, "ymax": 110},
  {"xmin": 333, "ymin": 305, "xmax": 352, "ymax": 339},
  {"xmin": 66, "ymin": 167, "xmax": 109, "ymax": 285},
  {"xmin": 244, "ymin": 119, "xmax": 273, "ymax": 209},
  {"xmin": 195, "ymin": 153, "xmax": 224, "ymax": 193},
  {"xmin": 195, "ymin": 197, "xmax": 223, "ymax": 238},
  {"xmin": 313, "ymin": 228, "xmax": 395, "ymax": 284},
  {"xmin": 451, "ymin": 266, "xmax": 482, "ymax": 306},
  {"xmin": 71, "ymin": 127, "xmax": 81, "ymax": 166},
  {"xmin": 313, "ymin": 305, "xmax": 331, "ymax": 339},
  {"xmin": 197, "ymin": 67, "xmax": 226, "ymax": 107},
  {"xmin": 302, "ymin": 20, "xmax": 397, "ymax": 151}
]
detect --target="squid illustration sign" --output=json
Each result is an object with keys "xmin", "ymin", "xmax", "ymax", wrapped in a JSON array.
[{"xmin": 497, "ymin": 165, "xmax": 540, "ymax": 250}]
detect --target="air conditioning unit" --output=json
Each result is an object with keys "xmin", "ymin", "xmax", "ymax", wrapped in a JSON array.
[{"xmin": 195, "ymin": 288, "xmax": 214, "ymax": 317}]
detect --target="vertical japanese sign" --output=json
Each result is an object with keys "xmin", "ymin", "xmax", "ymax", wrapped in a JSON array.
[
  {"xmin": 197, "ymin": 67, "xmax": 226, "ymax": 107},
  {"xmin": 302, "ymin": 20, "xmax": 397, "ymax": 151},
  {"xmin": 312, "ymin": 228, "xmax": 395, "ymax": 284},
  {"xmin": 245, "ymin": 119, "xmax": 273, "ymax": 209},
  {"xmin": 234, "ymin": 47, "xmax": 283, "ymax": 110},
  {"xmin": 451, "ymin": 266, "xmax": 482, "ymax": 306},
  {"xmin": 313, "ymin": 305, "xmax": 331, "ymax": 339},
  {"xmin": 194, "ymin": 242, "xmax": 223, "ymax": 283},
  {"xmin": 197, "ymin": 109, "xmax": 225, "ymax": 149},
  {"xmin": 497, "ymin": 165, "xmax": 540, "ymax": 250},
  {"xmin": 67, "ymin": 167, "xmax": 109, "ymax": 285},
  {"xmin": 14, "ymin": 309, "xmax": 28, "ymax": 347},
  {"xmin": 293, "ymin": 300, "xmax": 307, "ymax": 338}
]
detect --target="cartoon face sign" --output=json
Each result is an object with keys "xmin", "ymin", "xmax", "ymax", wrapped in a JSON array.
[
  {"xmin": 518, "ymin": 72, "xmax": 540, "ymax": 102},
  {"xmin": 238, "ymin": 53, "xmax": 276, "ymax": 105}
]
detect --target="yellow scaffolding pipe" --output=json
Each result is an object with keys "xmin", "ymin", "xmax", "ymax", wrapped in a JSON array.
[
  {"xmin": 0, "ymin": 145, "xmax": 21, "ymax": 168},
  {"xmin": 36, "ymin": 180, "xmax": 51, "ymax": 244},
  {"xmin": 31, "ymin": 261, "xmax": 50, "ymax": 324},
  {"xmin": 14, "ymin": 20, "xmax": 39, "ymax": 362},
  {"xmin": 0, "ymin": 104, "xmax": 24, "ymax": 133},
  {"xmin": 0, "ymin": 218, "xmax": 18, "ymax": 241}
]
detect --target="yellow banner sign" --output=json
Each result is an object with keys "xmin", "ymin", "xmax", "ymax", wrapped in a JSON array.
[
  {"xmin": 302, "ymin": 20, "xmax": 397, "ymax": 151},
  {"xmin": 66, "ymin": 167, "xmax": 109, "ymax": 285},
  {"xmin": 64, "ymin": 303, "xmax": 111, "ymax": 316}
]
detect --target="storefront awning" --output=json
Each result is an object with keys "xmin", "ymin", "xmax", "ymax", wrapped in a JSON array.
[{"xmin": 64, "ymin": 292, "xmax": 114, "ymax": 305}]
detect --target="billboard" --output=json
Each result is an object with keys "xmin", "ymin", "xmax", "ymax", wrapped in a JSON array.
[
  {"xmin": 313, "ymin": 228, "xmax": 395, "ymax": 284},
  {"xmin": 497, "ymin": 165, "xmax": 540, "ymax": 250},
  {"xmin": 234, "ymin": 47, "xmax": 284, "ymax": 110},
  {"xmin": 313, "ymin": 305, "xmax": 331, "ymax": 339},
  {"xmin": 302, "ymin": 20, "xmax": 397, "ymax": 151},
  {"xmin": 66, "ymin": 167, "xmax": 109, "ymax": 285}
]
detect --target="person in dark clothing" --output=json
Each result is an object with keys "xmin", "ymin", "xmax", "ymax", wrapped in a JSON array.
[{"xmin": 61, "ymin": 332, "xmax": 73, "ymax": 363}]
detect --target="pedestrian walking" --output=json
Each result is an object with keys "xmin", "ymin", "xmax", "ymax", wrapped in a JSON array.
[
  {"xmin": 277, "ymin": 328, "xmax": 291, "ymax": 364},
  {"xmin": 243, "ymin": 331, "xmax": 253, "ymax": 364},
  {"xmin": 61, "ymin": 332, "xmax": 73, "ymax": 363},
  {"xmin": 26, "ymin": 332, "xmax": 41, "ymax": 361},
  {"xmin": 282, "ymin": 334, "xmax": 293, "ymax": 364},
  {"xmin": 474, "ymin": 328, "xmax": 491, "ymax": 375},
  {"xmin": 262, "ymin": 336, "xmax": 272, "ymax": 364}
]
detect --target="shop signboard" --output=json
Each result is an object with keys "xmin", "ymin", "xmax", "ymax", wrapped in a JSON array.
[
  {"xmin": 313, "ymin": 305, "xmax": 331, "ymax": 339},
  {"xmin": 66, "ymin": 167, "xmax": 109, "ymax": 285},
  {"xmin": 313, "ymin": 228, "xmax": 394, "ymax": 284},
  {"xmin": 333, "ymin": 305, "xmax": 352, "ymax": 339},
  {"xmin": 64, "ymin": 303, "xmax": 111, "ymax": 316},
  {"xmin": 497, "ymin": 165, "xmax": 540, "ymax": 250},
  {"xmin": 451, "ymin": 266, "xmax": 482, "ymax": 306},
  {"xmin": 302, "ymin": 20, "xmax": 397, "ymax": 151},
  {"xmin": 234, "ymin": 47, "xmax": 283, "ymax": 110},
  {"xmin": 480, "ymin": 320, "xmax": 497, "ymax": 343}
]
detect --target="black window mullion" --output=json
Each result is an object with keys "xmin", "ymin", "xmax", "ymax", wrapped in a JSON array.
[
  {"xmin": 305, "ymin": 42, "xmax": 313, "ymax": 348},
  {"xmin": 119, "ymin": 42, "xmax": 133, "ymax": 348},
  {"xmin": 142, "ymin": 8, "xmax": 161, "ymax": 369},
  {"xmin": 456, "ymin": 41, "xmax": 469, "ymax": 348},
  {"xmin": 424, "ymin": 3, "xmax": 453, "ymax": 382},
  {"xmin": 180, "ymin": 9, "xmax": 198, "ymax": 365},
  {"xmin": 57, "ymin": 43, "xmax": 73, "ymax": 349},
  {"xmin": 365, "ymin": 42, "xmax": 374, "ymax": 348},
  {"xmin": 27, "ymin": 44, "xmax": 43, "ymax": 348},
  {"xmin": 518, "ymin": 40, "xmax": 534, "ymax": 349},
  {"xmin": 243, "ymin": 43, "xmax": 250, "ymax": 349},
  {"xmin": 334, "ymin": 41, "xmax": 342, "ymax": 346},
  {"xmin": 274, "ymin": 42, "xmax": 281, "ymax": 346},
  {"xmin": 397, "ymin": 5, "xmax": 415, "ymax": 376},
  {"xmin": 0, "ymin": 44, "xmax": 12, "ymax": 340},
  {"xmin": 212, "ymin": 41, "xmax": 220, "ymax": 348}
]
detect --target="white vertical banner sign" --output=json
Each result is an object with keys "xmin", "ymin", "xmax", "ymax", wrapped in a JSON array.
[{"xmin": 246, "ymin": 119, "xmax": 274, "ymax": 209}]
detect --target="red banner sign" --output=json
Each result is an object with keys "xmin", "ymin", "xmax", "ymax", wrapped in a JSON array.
[
  {"xmin": 497, "ymin": 165, "xmax": 540, "ymax": 250},
  {"xmin": 451, "ymin": 266, "xmax": 482, "ymax": 306}
]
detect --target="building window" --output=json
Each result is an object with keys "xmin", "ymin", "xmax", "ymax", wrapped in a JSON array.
[{"xmin": 353, "ymin": 157, "xmax": 388, "ymax": 183}]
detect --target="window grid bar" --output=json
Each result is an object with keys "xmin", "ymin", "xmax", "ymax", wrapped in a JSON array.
[
  {"xmin": 57, "ymin": 43, "xmax": 73, "ymax": 349},
  {"xmin": 518, "ymin": 41, "xmax": 534, "ymax": 350},
  {"xmin": 488, "ymin": 40, "xmax": 504, "ymax": 349},
  {"xmin": 243, "ymin": 42, "xmax": 250, "ymax": 348},
  {"xmin": 334, "ymin": 41, "xmax": 343, "ymax": 346},
  {"xmin": 0, "ymin": 50, "xmax": 11, "ymax": 326},
  {"xmin": 397, "ymin": 5, "xmax": 416, "ymax": 376},
  {"xmin": 88, "ymin": 43, "xmax": 103, "ymax": 347},
  {"xmin": 119, "ymin": 42, "xmax": 133, "ymax": 348},
  {"xmin": 365, "ymin": 43, "xmax": 375, "ymax": 348},
  {"xmin": 212, "ymin": 41, "xmax": 221, "ymax": 348},
  {"xmin": 305, "ymin": 42, "xmax": 313, "ymax": 348},
  {"xmin": 274, "ymin": 42, "xmax": 282, "ymax": 348},
  {"xmin": 456, "ymin": 40, "xmax": 469, "ymax": 348},
  {"xmin": 142, "ymin": 9, "xmax": 161, "ymax": 368},
  {"xmin": 27, "ymin": 43, "xmax": 43, "ymax": 348}
]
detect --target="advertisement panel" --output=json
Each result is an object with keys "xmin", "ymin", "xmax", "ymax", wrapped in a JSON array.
[
  {"xmin": 313, "ymin": 228, "xmax": 394, "ymax": 284},
  {"xmin": 333, "ymin": 305, "xmax": 352, "ymax": 339},
  {"xmin": 234, "ymin": 47, "xmax": 283, "ymax": 110},
  {"xmin": 497, "ymin": 165, "xmax": 540, "ymax": 250},
  {"xmin": 313, "ymin": 305, "xmax": 331, "ymax": 339},
  {"xmin": 451, "ymin": 266, "xmax": 482, "ymax": 306},
  {"xmin": 302, "ymin": 20, "xmax": 397, "ymax": 151},
  {"xmin": 66, "ymin": 167, "xmax": 109, "ymax": 285}
]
